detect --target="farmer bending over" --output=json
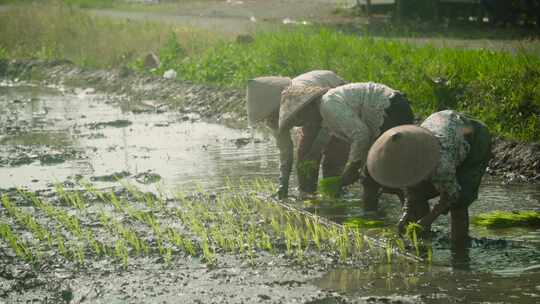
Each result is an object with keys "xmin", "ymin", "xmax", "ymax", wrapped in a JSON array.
[
  {"xmin": 366, "ymin": 110, "xmax": 492, "ymax": 245},
  {"xmin": 247, "ymin": 70, "xmax": 348, "ymax": 199},
  {"xmin": 300, "ymin": 82, "xmax": 415, "ymax": 209}
]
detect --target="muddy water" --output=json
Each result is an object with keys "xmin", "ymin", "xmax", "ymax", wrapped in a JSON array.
[
  {"xmin": 0, "ymin": 82, "xmax": 279, "ymax": 192},
  {"xmin": 2, "ymin": 82, "xmax": 540, "ymax": 303}
]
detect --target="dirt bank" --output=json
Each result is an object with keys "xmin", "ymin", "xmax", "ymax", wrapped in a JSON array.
[{"xmin": 2, "ymin": 59, "xmax": 539, "ymax": 183}]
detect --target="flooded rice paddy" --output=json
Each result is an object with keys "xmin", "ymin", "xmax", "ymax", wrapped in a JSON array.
[
  {"xmin": 1, "ymin": 82, "xmax": 540, "ymax": 303},
  {"xmin": 0, "ymin": 81, "xmax": 279, "ymax": 192}
]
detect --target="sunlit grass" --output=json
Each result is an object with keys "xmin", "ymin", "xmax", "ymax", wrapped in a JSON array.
[
  {"xmin": 0, "ymin": 2, "xmax": 218, "ymax": 69},
  {"xmin": 173, "ymin": 28, "xmax": 540, "ymax": 142}
]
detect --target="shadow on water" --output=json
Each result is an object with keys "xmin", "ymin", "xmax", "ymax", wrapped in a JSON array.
[{"xmin": 2, "ymin": 82, "xmax": 540, "ymax": 302}]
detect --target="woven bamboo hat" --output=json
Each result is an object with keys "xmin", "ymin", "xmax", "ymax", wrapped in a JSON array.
[
  {"xmin": 246, "ymin": 76, "xmax": 292, "ymax": 124},
  {"xmin": 278, "ymin": 85, "xmax": 329, "ymax": 131},
  {"xmin": 367, "ymin": 125, "xmax": 441, "ymax": 188}
]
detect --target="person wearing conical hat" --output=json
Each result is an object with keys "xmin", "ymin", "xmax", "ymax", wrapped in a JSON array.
[
  {"xmin": 367, "ymin": 110, "xmax": 492, "ymax": 245},
  {"xmin": 305, "ymin": 82, "xmax": 415, "ymax": 209},
  {"xmin": 247, "ymin": 70, "xmax": 348, "ymax": 199}
]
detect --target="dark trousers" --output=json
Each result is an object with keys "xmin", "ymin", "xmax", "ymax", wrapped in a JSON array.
[
  {"xmin": 296, "ymin": 128, "xmax": 350, "ymax": 193},
  {"xmin": 362, "ymin": 93, "xmax": 415, "ymax": 210}
]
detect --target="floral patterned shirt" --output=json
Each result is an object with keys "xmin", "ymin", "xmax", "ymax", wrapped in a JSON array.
[
  {"xmin": 312, "ymin": 83, "xmax": 397, "ymax": 166},
  {"xmin": 421, "ymin": 110, "xmax": 471, "ymax": 202}
]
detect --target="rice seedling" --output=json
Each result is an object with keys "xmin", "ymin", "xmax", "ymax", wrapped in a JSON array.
[
  {"xmin": 1, "ymin": 195, "xmax": 53, "ymax": 246},
  {"xmin": 259, "ymin": 231, "xmax": 273, "ymax": 252},
  {"xmin": 352, "ymin": 229, "xmax": 365, "ymax": 257},
  {"xmin": 343, "ymin": 217, "xmax": 386, "ymax": 229},
  {"xmin": 336, "ymin": 228, "xmax": 350, "ymax": 263},
  {"xmin": 71, "ymin": 242, "xmax": 86, "ymax": 264},
  {"xmin": 318, "ymin": 177, "xmax": 342, "ymax": 199},
  {"xmin": 56, "ymin": 232, "xmax": 68, "ymax": 258},
  {"xmin": 406, "ymin": 223, "xmax": 423, "ymax": 257},
  {"xmin": 114, "ymin": 240, "xmax": 129, "ymax": 267},
  {"xmin": 201, "ymin": 239, "xmax": 216, "ymax": 265},
  {"xmin": 19, "ymin": 190, "xmax": 84, "ymax": 238},
  {"xmin": 0, "ymin": 224, "xmax": 34, "ymax": 262},
  {"xmin": 85, "ymin": 230, "xmax": 104, "ymax": 257},
  {"xmin": 97, "ymin": 209, "xmax": 149, "ymax": 256},
  {"xmin": 284, "ymin": 223, "xmax": 295, "ymax": 256},
  {"xmin": 54, "ymin": 183, "xmax": 85, "ymax": 210}
]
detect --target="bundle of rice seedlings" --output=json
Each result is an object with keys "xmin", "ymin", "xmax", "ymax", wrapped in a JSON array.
[{"xmin": 472, "ymin": 211, "xmax": 540, "ymax": 228}]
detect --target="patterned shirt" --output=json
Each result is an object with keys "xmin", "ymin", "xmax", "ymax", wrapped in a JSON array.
[
  {"xmin": 313, "ymin": 83, "xmax": 397, "ymax": 165},
  {"xmin": 421, "ymin": 110, "xmax": 471, "ymax": 202}
]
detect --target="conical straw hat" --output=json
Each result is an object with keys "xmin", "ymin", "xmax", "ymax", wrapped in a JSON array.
[
  {"xmin": 246, "ymin": 76, "xmax": 292, "ymax": 124},
  {"xmin": 278, "ymin": 85, "xmax": 329, "ymax": 131},
  {"xmin": 367, "ymin": 125, "xmax": 441, "ymax": 188}
]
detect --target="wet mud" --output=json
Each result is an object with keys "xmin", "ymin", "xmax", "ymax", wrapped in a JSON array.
[{"xmin": 1, "ymin": 63, "xmax": 540, "ymax": 303}]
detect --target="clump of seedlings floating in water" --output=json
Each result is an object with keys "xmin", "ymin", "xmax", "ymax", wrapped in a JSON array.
[
  {"xmin": 318, "ymin": 177, "xmax": 342, "ymax": 199},
  {"xmin": 472, "ymin": 210, "xmax": 540, "ymax": 228},
  {"xmin": 0, "ymin": 179, "xmax": 419, "ymax": 269}
]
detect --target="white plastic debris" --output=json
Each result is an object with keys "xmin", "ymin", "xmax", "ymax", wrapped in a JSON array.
[{"xmin": 163, "ymin": 69, "xmax": 177, "ymax": 79}]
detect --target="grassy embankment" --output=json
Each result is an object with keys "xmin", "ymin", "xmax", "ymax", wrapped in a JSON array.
[
  {"xmin": 0, "ymin": 0, "xmax": 115, "ymax": 8},
  {"xmin": 0, "ymin": 3, "xmax": 217, "ymax": 68},
  {"xmin": 0, "ymin": 2, "xmax": 538, "ymax": 142}
]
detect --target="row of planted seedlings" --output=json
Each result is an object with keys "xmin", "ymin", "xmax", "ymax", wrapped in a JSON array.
[
  {"xmin": 171, "ymin": 178, "xmax": 423, "ymax": 266},
  {"xmin": 0, "ymin": 178, "xmax": 424, "ymax": 270},
  {"xmin": 0, "ymin": 181, "xmax": 199, "ymax": 268}
]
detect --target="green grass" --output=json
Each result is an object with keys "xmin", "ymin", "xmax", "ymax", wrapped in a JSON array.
[
  {"xmin": 0, "ymin": 2, "xmax": 217, "ymax": 68},
  {"xmin": 1, "ymin": 2, "xmax": 538, "ymax": 142},
  {"xmin": 170, "ymin": 28, "xmax": 540, "ymax": 142},
  {"xmin": 472, "ymin": 210, "xmax": 540, "ymax": 228},
  {"xmin": 0, "ymin": 0, "xmax": 115, "ymax": 8}
]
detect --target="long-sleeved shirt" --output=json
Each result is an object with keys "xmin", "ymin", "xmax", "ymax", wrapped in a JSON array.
[{"xmin": 310, "ymin": 83, "xmax": 398, "ymax": 169}]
